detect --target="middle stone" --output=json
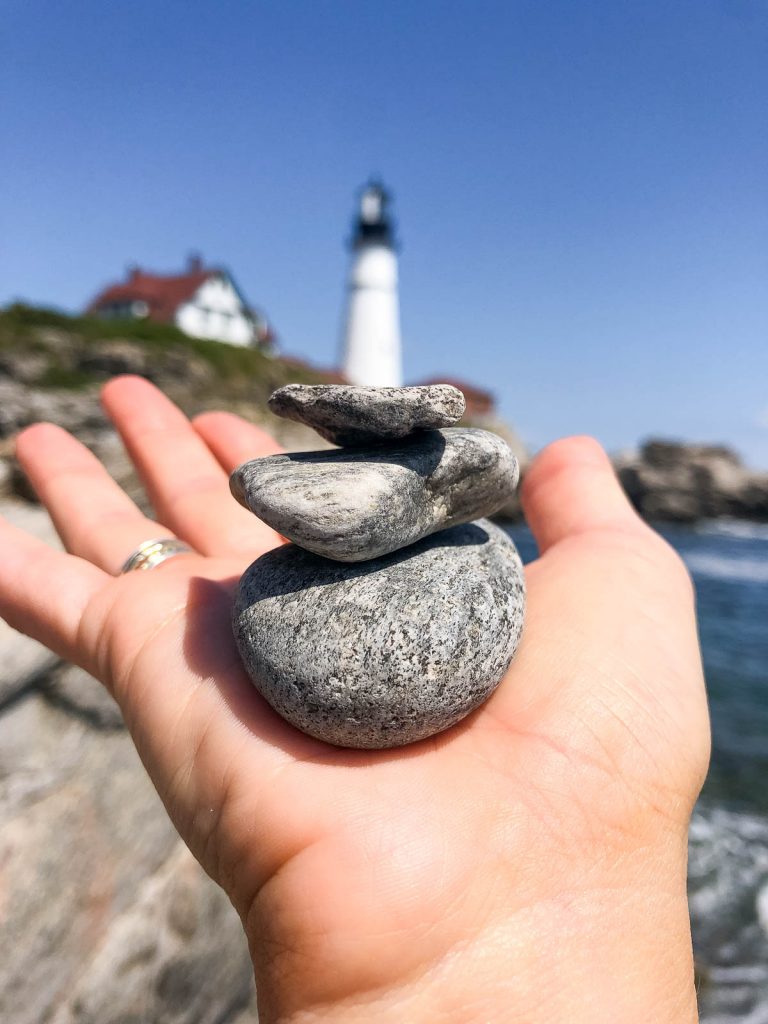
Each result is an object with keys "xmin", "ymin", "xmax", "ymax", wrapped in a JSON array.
[{"xmin": 230, "ymin": 427, "xmax": 518, "ymax": 562}]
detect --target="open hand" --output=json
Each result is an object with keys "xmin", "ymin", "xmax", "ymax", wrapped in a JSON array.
[{"xmin": 0, "ymin": 377, "xmax": 709, "ymax": 1023}]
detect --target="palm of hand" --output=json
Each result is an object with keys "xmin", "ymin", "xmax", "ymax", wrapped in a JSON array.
[{"xmin": 0, "ymin": 378, "xmax": 708, "ymax": 1021}]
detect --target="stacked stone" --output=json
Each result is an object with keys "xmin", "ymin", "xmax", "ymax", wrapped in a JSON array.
[{"xmin": 230, "ymin": 384, "xmax": 526, "ymax": 749}]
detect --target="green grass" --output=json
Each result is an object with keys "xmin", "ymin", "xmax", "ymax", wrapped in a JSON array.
[
  {"xmin": 37, "ymin": 365, "xmax": 95, "ymax": 390},
  {"xmin": 0, "ymin": 302, "xmax": 77, "ymax": 333},
  {"xmin": 0, "ymin": 301, "xmax": 190, "ymax": 345}
]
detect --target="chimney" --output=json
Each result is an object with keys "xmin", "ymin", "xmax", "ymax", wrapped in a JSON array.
[
  {"xmin": 187, "ymin": 251, "xmax": 203, "ymax": 273},
  {"xmin": 127, "ymin": 263, "xmax": 140, "ymax": 282}
]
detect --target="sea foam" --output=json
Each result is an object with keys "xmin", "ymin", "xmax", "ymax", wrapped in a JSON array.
[
  {"xmin": 690, "ymin": 803, "xmax": 768, "ymax": 1023},
  {"xmin": 697, "ymin": 519, "xmax": 768, "ymax": 543},
  {"xmin": 683, "ymin": 552, "xmax": 768, "ymax": 585}
]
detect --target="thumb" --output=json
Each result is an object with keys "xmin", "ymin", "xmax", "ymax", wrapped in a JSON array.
[{"xmin": 521, "ymin": 436, "xmax": 643, "ymax": 554}]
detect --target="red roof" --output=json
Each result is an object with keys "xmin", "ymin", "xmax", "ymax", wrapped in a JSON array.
[{"xmin": 87, "ymin": 265, "xmax": 219, "ymax": 323}]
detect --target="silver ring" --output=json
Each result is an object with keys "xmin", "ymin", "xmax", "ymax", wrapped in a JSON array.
[{"xmin": 120, "ymin": 538, "xmax": 194, "ymax": 574}]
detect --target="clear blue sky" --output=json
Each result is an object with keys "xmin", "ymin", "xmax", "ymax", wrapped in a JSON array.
[{"xmin": 2, "ymin": 1, "xmax": 767, "ymax": 463}]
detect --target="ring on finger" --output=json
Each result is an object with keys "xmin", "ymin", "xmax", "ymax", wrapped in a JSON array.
[{"xmin": 120, "ymin": 538, "xmax": 195, "ymax": 574}]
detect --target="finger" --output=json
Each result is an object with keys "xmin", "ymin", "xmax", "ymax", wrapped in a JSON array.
[
  {"xmin": 15, "ymin": 423, "xmax": 176, "ymax": 575},
  {"xmin": 101, "ymin": 377, "xmax": 280, "ymax": 557},
  {"xmin": 0, "ymin": 514, "xmax": 106, "ymax": 667},
  {"xmin": 521, "ymin": 436, "xmax": 644, "ymax": 554},
  {"xmin": 192, "ymin": 410, "xmax": 284, "ymax": 471}
]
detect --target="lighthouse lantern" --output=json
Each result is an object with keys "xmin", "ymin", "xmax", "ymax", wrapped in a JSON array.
[{"xmin": 341, "ymin": 180, "xmax": 403, "ymax": 387}]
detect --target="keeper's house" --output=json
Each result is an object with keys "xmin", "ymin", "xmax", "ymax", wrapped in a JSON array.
[{"xmin": 86, "ymin": 255, "xmax": 273, "ymax": 348}]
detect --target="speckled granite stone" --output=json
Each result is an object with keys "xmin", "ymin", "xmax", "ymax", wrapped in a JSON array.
[
  {"xmin": 268, "ymin": 384, "xmax": 465, "ymax": 446},
  {"xmin": 233, "ymin": 519, "xmax": 525, "ymax": 748},
  {"xmin": 230, "ymin": 427, "xmax": 518, "ymax": 562}
]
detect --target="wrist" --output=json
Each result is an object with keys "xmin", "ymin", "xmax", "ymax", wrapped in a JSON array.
[{"xmin": 248, "ymin": 836, "xmax": 697, "ymax": 1024}]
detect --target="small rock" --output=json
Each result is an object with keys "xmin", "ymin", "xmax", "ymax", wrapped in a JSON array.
[
  {"xmin": 268, "ymin": 383, "xmax": 465, "ymax": 446},
  {"xmin": 233, "ymin": 519, "xmax": 525, "ymax": 749},
  {"xmin": 0, "ymin": 458, "xmax": 11, "ymax": 497},
  {"xmin": 231, "ymin": 427, "xmax": 518, "ymax": 561},
  {"xmin": 76, "ymin": 340, "xmax": 149, "ymax": 378},
  {"xmin": 0, "ymin": 351, "xmax": 50, "ymax": 385}
]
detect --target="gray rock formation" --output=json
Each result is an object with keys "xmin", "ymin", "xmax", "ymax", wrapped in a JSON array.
[
  {"xmin": 234, "ymin": 519, "xmax": 525, "ymax": 749},
  {"xmin": 231, "ymin": 427, "xmax": 519, "ymax": 561},
  {"xmin": 268, "ymin": 383, "xmax": 465, "ymax": 446},
  {"xmin": 0, "ymin": 685, "xmax": 257, "ymax": 1024},
  {"xmin": 615, "ymin": 440, "xmax": 768, "ymax": 524},
  {"xmin": 0, "ymin": 497, "xmax": 258, "ymax": 1024}
]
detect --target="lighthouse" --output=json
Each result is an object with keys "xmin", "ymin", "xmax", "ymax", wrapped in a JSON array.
[{"xmin": 341, "ymin": 181, "xmax": 403, "ymax": 387}]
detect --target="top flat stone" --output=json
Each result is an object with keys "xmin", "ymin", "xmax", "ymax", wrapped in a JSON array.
[{"xmin": 268, "ymin": 384, "xmax": 466, "ymax": 446}]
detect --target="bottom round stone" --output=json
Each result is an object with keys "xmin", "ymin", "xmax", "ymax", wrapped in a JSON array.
[{"xmin": 233, "ymin": 519, "xmax": 526, "ymax": 749}]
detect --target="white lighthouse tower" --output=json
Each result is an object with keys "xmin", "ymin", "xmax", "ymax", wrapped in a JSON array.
[{"xmin": 341, "ymin": 181, "xmax": 403, "ymax": 386}]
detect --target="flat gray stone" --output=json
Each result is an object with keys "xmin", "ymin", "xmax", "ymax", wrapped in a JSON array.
[
  {"xmin": 268, "ymin": 383, "xmax": 465, "ymax": 446},
  {"xmin": 233, "ymin": 519, "xmax": 525, "ymax": 749},
  {"xmin": 231, "ymin": 427, "xmax": 518, "ymax": 562}
]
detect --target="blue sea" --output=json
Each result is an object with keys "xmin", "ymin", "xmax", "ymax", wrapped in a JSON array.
[{"xmin": 506, "ymin": 521, "xmax": 768, "ymax": 1023}]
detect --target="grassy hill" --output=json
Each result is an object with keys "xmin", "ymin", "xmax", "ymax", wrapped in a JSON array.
[{"xmin": 0, "ymin": 302, "xmax": 330, "ymax": 400}]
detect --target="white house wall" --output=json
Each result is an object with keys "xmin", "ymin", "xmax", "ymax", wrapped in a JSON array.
[{"xmin": 175, "ymin": 276, "xmax": 254, "ymax": 346}]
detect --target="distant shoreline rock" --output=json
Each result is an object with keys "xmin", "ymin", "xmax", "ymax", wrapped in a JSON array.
[{"xmin": 615, "ymin": 440, "xmax": 768, "ymax": 525}]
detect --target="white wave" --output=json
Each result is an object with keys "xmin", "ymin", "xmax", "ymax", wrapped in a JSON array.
[
  {"xmin": 689, "ymin": 804, "xmax": 768, "ymax": 922},
  {"xmin": 690, "ymin": 804, "xmax": 768, "ymax": 1023},
  {"xmin": 696, "ymin": 806, "xmax": 768, "ymax": 1024},
  {"xmin": 757, "ymin": 883, "xmax": 768, "ymax": 935},
  {"xmin": 703, "ymin": 1007, "xmax": 768, "ymax": 1024},
  {"xmin": 683, "ymin": 552, "xmax": 768, "ymax": 584},
  {"xmin": 707, "ymin": 964, "xmax": 768, "ymax": 984},
  {"xmin": 697, "ymin": 519, "xmax": 768, "ymax": 542}
]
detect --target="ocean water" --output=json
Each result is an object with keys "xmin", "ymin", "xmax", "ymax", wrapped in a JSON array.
[{"xmin": 505, "ymin": 521, "xmax": 768, "ymax": 1022}]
